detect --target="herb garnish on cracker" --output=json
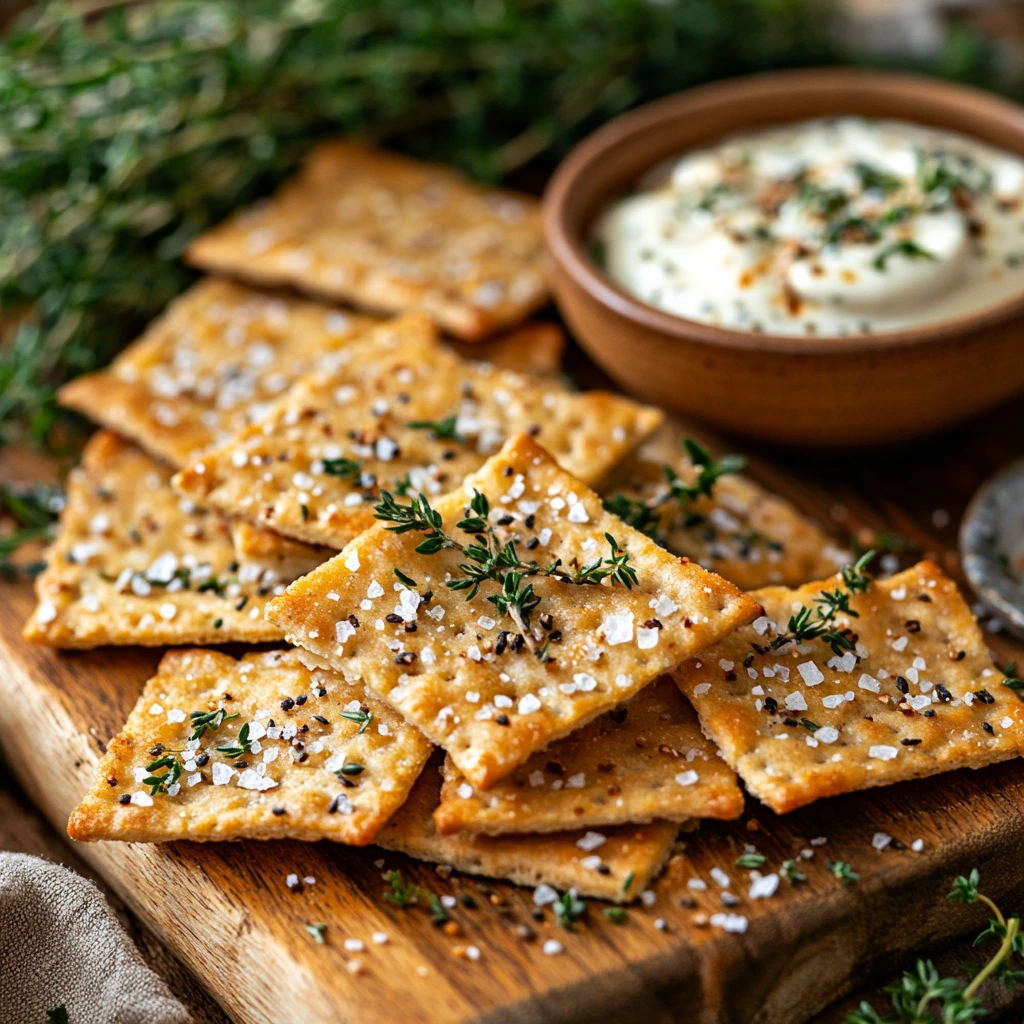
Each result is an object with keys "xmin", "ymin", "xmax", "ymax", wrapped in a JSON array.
[
  {"xmin": 267, "ymin": 433, "xmax": 760, "ymax": 789},
  {"xmin": 674, "ymin": 560, "xmax": 1024, "ymax": 813},
  {"xmin": 68, "ymin": 648, "xmax": 432, "ymax": 845}
]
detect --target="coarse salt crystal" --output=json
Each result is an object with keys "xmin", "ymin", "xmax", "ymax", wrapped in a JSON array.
[
  {"xmin": 784, "ymin": 691, "xmax": 808, "ymax": 712},
  {"xmin": 533, "ymin": 884, "xmax": 558, "ymax": 906},
  {"xmin": 749, "ymin": 873, "xmax": 779, "ymax": 899},
  {"xmin": 872, "ymin": 832, "xmax": 893, "ymax": 851},
  {"xmin": 518, "ymin": 693, "xmax": 541, "ymax": 714},
  {"xmin": 636, "ymin": 627, "xmax": 659, "ymax": 650},
  {"xmin": 858, "ymin": 674, "xmax": 880, "ymax": 693},
  {"xmin": 601, "ymin": 611, "xmax": 634, "ymax": 646},
  {"xmin": 869, "ymin": 744, "xmax": 899, "ymax": 761},
  {"xmin": 797, "ymin": 662, "xmax": 824, "ymax": 687}
]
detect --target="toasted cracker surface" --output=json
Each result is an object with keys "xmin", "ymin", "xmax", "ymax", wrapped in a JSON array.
[
  {"xmin": 267, "ymin": 433, "xmax": 760, "ymax": 789},
  {"xmin": 453, "ymin": 321, "xmax": 565, "ymax": 377},
  {"xmin": 433, "ymin": 677, "xmax": 742, "ymax": 835},
  {"xmin": 23, "ymin": 432, "xmax": 286, "ymax": 648},
  {"xmin": 68, "ymin": 648, "xmax": 432, "ymax": 845},
  {"xmin": 58, "ymin": 279, "xmax": 377, "ymax": 468},
  {"xmin": 186, "ymin": 141, "xmax": 548, "ymax": 341},
  {"xmin": 376, "ymin": 758, "xmax": 678, "ymax": 902},
  {"xmin": 603, "ymin": 426, "xmax": 846, "ymax": 590},
  {"xmin": 174, "ymin": 315, "xmax": 661, "ymax": 550},
  {"xmin": 674, "ymin": 560, "xmax": 1024, "ymax": 814},
  {"xmin": 231, "ymin": 520, "xmax": 332, "ymax": 585}
]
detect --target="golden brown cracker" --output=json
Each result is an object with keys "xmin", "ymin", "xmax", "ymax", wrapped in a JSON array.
[
  {"xmin": 58, "ymin": 278, "xmax": 377, "ymax": 468},
  {"xmin": 674, "ymin": 560, "xmax": 1024, "ymax": 814},
  {"xmin": 68, "ymin": 648, "xmax": 432, "ymax": 846},
  {"xmin": 433, "ymin": 677, "xmax": 742, "ymax": 834},
  {"xmin": 376, "ymin": 758, "xmax": 677, "ymax": 902},
  {"xmin": 603, "ymin": 427, "xmax": 846, "ymax": 590},
  {"xmin": 267, "ymin": 433, "xmax": 761, "ymax": 789},
  {"xmin": 174, "ymin": 315, "xmax": 661, "ymax": 550},
  {"xmin": 23, "ymin": 432, "xmax": 285, "ymax": 648},
  {"xmin": 186, "ymin": 141, "xmax": 548, "ymax": 340}
]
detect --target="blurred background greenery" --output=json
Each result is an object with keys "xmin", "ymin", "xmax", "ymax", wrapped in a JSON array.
[{"xmin": 0, "ymin": 0, "xmax": 1021, "ymax": 451}]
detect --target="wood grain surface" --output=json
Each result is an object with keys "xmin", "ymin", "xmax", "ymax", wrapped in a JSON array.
[{"xmin": 2, "ymin": 392, "xmax": 1023, "ymax": 1024}]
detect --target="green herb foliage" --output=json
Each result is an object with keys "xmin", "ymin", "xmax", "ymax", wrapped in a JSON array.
[
  {"xmin": 47, "ymin": 1007, "xmax": 70, "ymax": 1024},
  {"xmin": 553, "ymin": 889, "xmax": 587, "ymax": 929},
  {"xmin": 848, "ymin": 870, "xmax": 1023, "ymax": 1024},
  {"xmin": 602, "ymin": 437, "xmax": 745, "ymax": 539},
  {"xmin": 188, "ymin": 707, "xmax": 238, "ymax": 741},
  {"xmin": 0, "ymin": 483, "xmax": 63, "ymax": 577},
  {"xmin": 766, "ymin": 551, "xmax": 874, "ymax": 656},
  {"xmin": 0, "ymin": 0, "xmax": 834, "ymax": 449},
  {"xmin": 374, "ymin": 487, "xmax": 636, "ymax": 638}
]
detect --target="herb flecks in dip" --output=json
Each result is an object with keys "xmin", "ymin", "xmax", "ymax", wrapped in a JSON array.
[{"xmin": 593, "ymin": 118, "xmax": 1024, "ymax": 336}]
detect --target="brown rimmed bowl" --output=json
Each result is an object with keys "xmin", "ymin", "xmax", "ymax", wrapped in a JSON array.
[{"xmin": 543, "ymin": 68, "xmax": 1024, "ymax": 447}]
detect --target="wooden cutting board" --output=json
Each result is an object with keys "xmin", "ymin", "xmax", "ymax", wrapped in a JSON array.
[{"xmin": 2, "ymin": 399, "xmax": 1024, "ymax": 1024}]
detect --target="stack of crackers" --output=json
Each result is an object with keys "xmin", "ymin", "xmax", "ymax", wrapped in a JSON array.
[{"xmin": 31, "ymin": 141, "xmax": 1023, "ymax": 905}]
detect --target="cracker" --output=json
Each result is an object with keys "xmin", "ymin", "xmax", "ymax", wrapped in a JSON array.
[
  {"xmin": 23, "ymin": 432, "xmax": 285, "ymax": 648},
  {"xmin": 433, "ymin": 676, "xmax": 742, "ymax": 835},
  {"xmin": 267, "ymin": 433, "xmax": 760, "ymax": 789},
  {"xmin": 453, "ymin": 321, "xmax": 565, "ymax": 378},
  {"xmin": 674, "ymin": 560, "xmax": 1024, "ymax": 814},
  {"xmin": 186, "ymin": 140, "xmax": 548, "ymax": 340},
  {"xmin": 68, "ymin": 648, "xmax": 433, "ymax": 846},
  {"xmin": 376, "ymin": 757, "xmax": 678, "ymax": 902},
  {"xmin": 59, "ymin": 278, "xmax": 378, "ymax": 468},
  {"xmin": 174, "ymin": 315, "xmax": 662, "ymax": 550},
  {"xmin": 231, "ymin": 520, "xmax": 332, "ymax": 586},
  {"xmin": 603, "ymin": 426, "xmax": 846, "ymax": 590}
]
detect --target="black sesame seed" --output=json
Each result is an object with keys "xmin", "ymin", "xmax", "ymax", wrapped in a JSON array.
[
  {"xmin": 982, "ymin": 721, "xmax": 994, "ymax": 734},
  {"xmin": 280, "ymin": 697, "xmax": 295, "ymax": 711},
  {"xmin": 924, "ymin": 709, "xmax": 936, "ymax": 717},
  {"xmin": 348, "ymin": 613, "xmax": 359, "ymax": 627},
  {"xmin": 526, "ymin": 537, "xmax": 539, "ymax": 550},
  {"xmin": 315, "ymin": 688, "xmax": 327, "ymax": 698},
  {"xmin": 459, "ymin": 894, "xmax": 477, "ymax": 909},
  {"xmin": 901, "ymin": 738, "xmax": 922, "ymax": 746},
  {"xmin": 495, "ymin": 714, "xmax": 510, "ymax": 726},
  {"xmin": 405, "ymin": 622, "xmax": 417, "ymax": 633},
  {"xmin": 917, "ymin": 593, "xmax": 932, "ymax": 602},
  {"xmin": 195, "ymin": 753, "xmax": 210, "ymax": 767},
  {"xmin": 764, "ymin": 697, "xmax": 778, "ymax": 714},
  {"xmin": 421, "ymin": 590, "xmax": 433, "ymax": 605},
  {"xmin": 597, "ymin": 865, "xmax": 611, "ymax": 875},
  {"xmin": 510, "ymin": 633, "xmax": 525, "ymax": 652},
  {"xmin": 386, "ymin": 613, "xmax": 403, "ymax": 624},
  {"xmin": 720, "ymin": 892, "xmax": 739, "ymax": 907},
  {"xmin": 743, "ymin": 652, "xmax": 754, "ymax": 668},
  {"xmin": 497, "ymin": 514, "xmax": 513, "ymax": 526},
  {"xmin": 272, "ymin": 806, "xmax": 286, "ymax": 816},
  {"xmin": 233, "ymin": 760, "xmax": 249, "ymax": 770},
  {"xmin": 783, "ymin": 717, "xmax": 799, "ymax": 727},
  {"xmin": 524, "ymin": 514, "xmax": 536, "ymax": 529},
  {"xmin": 338, "ymin": 775, "xmax": 355, "ymax": 788},
  {"xmin": 235, "ymin": 596, "xmax": 248, "ymax": 611},
  {"xmin": 327, "ymin": 795, "xmax": 343, "ymax": 813},
  {"xmin": 539, "ymin": 613, "xmax": 553, "ymax": 631},
  {"xmin": 312, "ymin": 715, "xmax": 329, "ymax": 725},
  {"xmin": 118, "ymin": 794, "xmax": 131, "ymax": 805},
  {"xmin": 935, "ymin": 684, "xmax": 953, "ymax": 702},
  {"xmin": 395, "ymin": 652, "xmax": 417, "ymax": 665},
  {"xmin": 495, "ymin": 631, "xmax": 509, "ymax": 655},
  {"xmin": 896, "ymin": 676, "xmax": 909, "ymax": 694},
  {"xmin": 295, "ymin": 694, "xmax": 307, "ymax": 706},
  {"xmin": 503, "ymin": 466, "xmax": 514, "ymax": 477},
  {"xmin": 548, "ymin": 630, "xmax": 562, "ymax": 642},
  {"xmin": 974, "ymin": 689, "xmax": 995, "ymax": 704}
]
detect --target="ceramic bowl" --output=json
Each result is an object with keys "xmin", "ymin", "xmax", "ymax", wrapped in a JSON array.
[
  {"xmin": 543, "ymin": 68, "xmax": 1024, "ymax": 447},
  {"xmin": 960, "ymin": 459, "xmax": 1024, "ymax": 641}
]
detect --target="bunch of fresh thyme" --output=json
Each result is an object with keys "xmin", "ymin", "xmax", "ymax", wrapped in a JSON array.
[
  {"xmin": 848, "ymin": 869, "xmax": 1023, "ymax": 1024},
  {"xmin": 602, "ymin": 438, "xmax": 746, "ymax": 539},
  {"xmin": 373, "ymin": 488, "xmax": 636, "ymax": 651}
]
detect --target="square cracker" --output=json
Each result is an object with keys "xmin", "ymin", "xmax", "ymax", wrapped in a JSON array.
[
  {"xmin": 267, "ymin": 433, "xmax": 761, "ymax": 789},
  {"xmin": 433, "ymin": 676, "xmax": 743, "ymax": 835},
  {"xmin": 603, "ymin": 425, "xmax": 847, "ymax": 590},
  {"xmin": 674, "ymin": 560, "xmax": 1024, "ymax": 814},
  {"xmin": 226, "ymin": 319, "xmax": 568, "ymax": 573},
  {"xmin": 376, "ymin": 757, "xmax": 678, "ymax": 902},
  {"xmin": 186, "ymin": 140, "xmax": 548, "ymax": 341},
  {"xmin": 23, "ymin": 432, "xmax": 285, "ymax": 648},
  {"xmin": 174, "ymin": 314, "xmax": 662, "ymax": 550},
  {"xmin": 58, "ymin": 278, "xmax": 378, "ymax": 469},
  {"xmin": 68, "ymin": 648, "xmax": 433, "ymax": 846}
]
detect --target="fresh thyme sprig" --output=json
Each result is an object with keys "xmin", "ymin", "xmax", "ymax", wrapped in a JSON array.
[
  {"xmin": 188, "ymin": 708, "xmax": 238, "ymax": 741},
  {"xmin": 553, "ymin": 889, "xmax": 587, "ymax": 929},
  {"xmin": 602, "ymin": 438, "xmax": 745, "ymax": 539},
  {"xmin": 340, "ymin": 709, "xmax": 373, "ymax": 734},
  {"xmin": 322, "ymin": 457, "xmax": 362, "ymax": 479},
  {"xmin": 0, "ymin": 483, "xmax": 64, "ymax": 578},
  {"xmin": 373, "ymin": 488, "xmax": 637, "ymax": 639},
  {"xmin": 849, "ymin": 869, "xmax": 1023, "ymax": 1024},
  {"xmin": 406, "ymin": 415, "xmax": 464, "ymax": 443},
  {"xmin": 765, "ymin": 551, "xmax": 875, "ymax": 656},
  {"xmin": 142, "ymin": 754, "xmax": 182, "ymax": 795},
  {"xmin": 215, "ymin": 722, "xmax": 253, "ymax": 758}
]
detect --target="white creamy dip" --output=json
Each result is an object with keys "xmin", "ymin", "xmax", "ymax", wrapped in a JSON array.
[{"xmin": 593, "ymin": 118, "xmax": 1024, "ymax": 336}]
